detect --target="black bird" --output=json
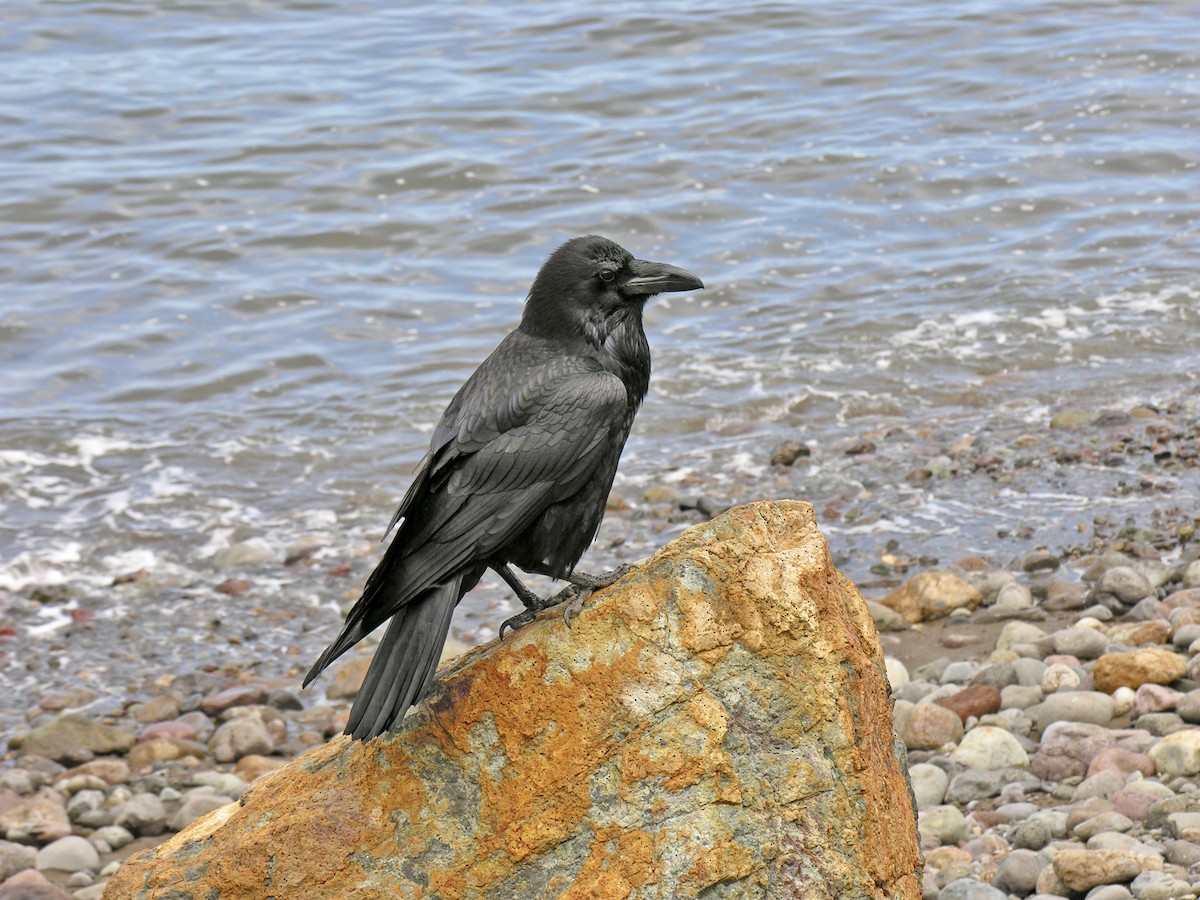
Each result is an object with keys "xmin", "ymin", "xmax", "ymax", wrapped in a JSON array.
[{"xmin": 304, "ymin": 235, "xmax": 704, "ymax": 740}]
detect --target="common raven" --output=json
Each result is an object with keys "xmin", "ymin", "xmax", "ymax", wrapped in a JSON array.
[{"xmin": 304, "ymin": 235, "xmax": 704, "ymax": 740}]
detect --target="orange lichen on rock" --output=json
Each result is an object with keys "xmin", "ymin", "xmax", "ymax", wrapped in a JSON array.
[{"xmin": 104, "ymin": 500, "xmax": 921, "ymax": 900}]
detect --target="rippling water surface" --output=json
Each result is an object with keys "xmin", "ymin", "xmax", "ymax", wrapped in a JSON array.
[{"xmin": 2, "ymin": 1, "xmax": 1198, "ymax": 633}]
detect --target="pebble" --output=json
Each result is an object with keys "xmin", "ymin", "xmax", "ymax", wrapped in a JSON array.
[
  {"xmin": 991, "ymin": 848, "xmax": 1042, "ymax": 895},
  {"xmin": 1052, "ymin": 626, "xmax": 1109, "ymax": 659},
  {"xmin": 908, "ymin": 763, "xmax": 950, "ymax": 808},
  {"xmin": 919, "ymin": 805, "xmax": 968, "ymax": 845},
  {"xmin": 35, "ymin": 835, "xmax": 99, "ymax": 873},
  {"xmin": 900, "ymin": 702, "xmax": 964, "ymax": 751},
  {"xmin": 949, "ymin": 725, "xmax": 1029, "ymax": 770},
  {"xmin": 1094, "ymin": 648, "xmax": 1188, "ymax": 693},
  {"xmin": 1035, "ymin": 690, "xmax": 1115, "ymax": 731},
  {"xmin": 1147, "ymin": 730, "xmax": 1200, "ymax": 777}
]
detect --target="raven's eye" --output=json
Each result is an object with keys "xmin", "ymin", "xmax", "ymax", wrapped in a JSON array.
[{"xmin": 598, "ymin": 270, "xmax": 616, "ymax": 283}]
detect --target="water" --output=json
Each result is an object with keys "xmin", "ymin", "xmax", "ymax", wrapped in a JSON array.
[{"xmin": 2, "ymin": 1, "xmax": 1199, "ymax": 656}]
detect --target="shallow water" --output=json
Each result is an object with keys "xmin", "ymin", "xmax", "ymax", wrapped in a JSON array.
[{"xmin": 2, "ymin": 1, "xmax": 1198, "ymax": 655}]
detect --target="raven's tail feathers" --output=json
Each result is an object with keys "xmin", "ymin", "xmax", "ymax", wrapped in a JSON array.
[{"xmin": 342, "ymin": 574, "xmax": 464, "ymax": 741}]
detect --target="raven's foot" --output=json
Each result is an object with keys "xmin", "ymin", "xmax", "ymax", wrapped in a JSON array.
[
  {"xmin": 498, "ymin": 582, "xmax": 578, "ymax": 639},
  {"xmin": 495, "ymin": 564, "xmax": 637, "ymax": 638},
  {"xmin": 560, "ymin": 563, "xmax": 636, "ymax": 626}
]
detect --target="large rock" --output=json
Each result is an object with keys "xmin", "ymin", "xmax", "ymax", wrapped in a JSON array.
[
  {"xmin": 880, "ymin": 570, "xmax": 982, "ymax": 623},
  {"xmin": 103, "ymin": 501, "xmax": 921, "ymax": 900},
  {"xmin": 1093, "ymin": 648, "xmax": 1187, "ymax": 693},
  {"xmin": 12, "ymin": 714, "xmax": 135, "ymax": 763}
]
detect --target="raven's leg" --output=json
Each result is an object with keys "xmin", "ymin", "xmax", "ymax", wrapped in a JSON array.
[
  {"xmin": 558, "ymin": 564, "xmax": 636, "ymax": 625},
  {"xmin": 493, "ymin": 562, "xmax": 636, "ymax": 638},
  {"xmin": 492, "ymin": 563, "xmax": 570, "ymax": 639}
]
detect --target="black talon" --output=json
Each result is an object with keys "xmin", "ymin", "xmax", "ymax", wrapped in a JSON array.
[{"xmin": 493, "ymin": 562, "xmax": 637, "ymax": 637}]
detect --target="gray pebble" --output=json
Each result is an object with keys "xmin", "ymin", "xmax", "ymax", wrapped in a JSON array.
[
  {"xmin": 1010, "ymin": 815, "xmax": 1054, "ymax": 850},
  {"xmin": 946, "ymin": 770, "xmax": 1008, "ymax": 804},
  {"xmin": 0, "ymin": 840, "xmax": 37, "ymax": 881},
  {"xmin": 1012, "ymin": 657, "xmax": 1047, "ymax": 687},
  {"xmin": 35, "ymin": 834, "xmax": 99, "ymax": 873},
  {"xmin": 1130, "ymin": 871, "xmax": 1193, "ymax": 900},
  {"xmin": 1085, "ymin": 886, "xmax": 1134, "ymax": 900},
  {"xmin": 1136, "ymin": 712, "xmax": 1188, "ymax": 736},
  {"xmin": 968, "ymin": 663, "xmax": 1018, "ymax": 690},
  {"xmin": 113, "ymin": 792, "xmax": 167, "ymax": 837},
  {"xmin": 90, "ymin": 825, "xmax": 134, "ymax": 851},
  {"xmin": 994, "ymin": 583, "xmax": 1034, "ymax": 611},
  {"xmin": 996, "ymin": 801, "xmax": 1038, "ymax": 822},
  {"xmin": 937, "ymin": 877, "xmax": 1006, "ymax": 900},
  {"xmin": 1072, "ymin": 810, "xmax": 1135, "ymax": 839},
  {"xmin": 1173, "ymin": 625, "xmax": 1200, "ymax": 651},
  {"xmin": 941, "ymin": 661, "xmax": 977, "ymax": 685},
  {"xmin": 919, "ymin": 805, "xmax": 968, "ymax": 845},
  {"xmin": 1035, "ymin": 691, "xmax": 1115, "ymax": 731},
  {"xmin": 908, "ymin": 763, "xmax": 950, "ymax": 808},
  {"xmin": 1001, "ymin": 684, "xmax": 1043, "ymax": 710},
  {"xmin": 991, "ymin": 848, "xmax": 1042, "ymax": 895},
  {"xmin": 1097, "ymin": 566, "xmax": 1155, "ymax": 604},
  {"xmin": 1163, "ymin": 838, "xmax": 1200, "ymax": 867},
  {"xmin": 1052, "ymin": 626, "xmax": 1109, "ymax": 659}
]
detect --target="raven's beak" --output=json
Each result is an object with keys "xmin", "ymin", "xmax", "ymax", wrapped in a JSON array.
[{"xmin": 623, "ymin": 259, "xmax": 705, "ymax": 296}]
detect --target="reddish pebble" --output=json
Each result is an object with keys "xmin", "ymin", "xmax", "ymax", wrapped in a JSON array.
[
  {"xmin": 1131, "ymin": 683, "xmax": 1181, "ymax": 718},
  {"xmin": 1086, "ymin": 746, "xmax": 1156, "ymax": 779},
  {"xmin": 328, "ymin": 565, "xmax": 353, "ymax": 577},
  {"xmin": 217, "ymin": 578, "xmax": 253, "ymax": 596},
  {"xmin": 202, "ymin": 684, "xmax": 270, "ymax": 716},
  {"xmin": 935, "ymin": 684, "xmax": 1002, "ymax": 723},
  {"xmin": 1111, "ymin": 787, "xmax": 1159, "ymax": 822},
  {"xmin": 140, "ymin": 720, "xmax": 199, "ymax": 743}
]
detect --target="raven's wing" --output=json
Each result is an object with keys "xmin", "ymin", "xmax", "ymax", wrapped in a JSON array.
[{"xmin": 306, "ymin": 355, "xmax": 628, "ymax": 678}]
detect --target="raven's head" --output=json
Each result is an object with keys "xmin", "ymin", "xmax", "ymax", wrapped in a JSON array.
[{"xmin": 521, "ymin": 235, "xmax": 704, "ymax": 340}]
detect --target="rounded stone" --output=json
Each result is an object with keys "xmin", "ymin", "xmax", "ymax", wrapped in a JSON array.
[
  {"xmin": 1130, "ymin": 870, "xmax": 1192, "ymax": 900},
  {"xmin": 902, "ymin": 703, "xmax": 964, "ymax": 751},
  {"xmin": 936, "ymin": 685, "xmax": 1002, "ymax": 723},
  {"xmin": 1053, "ymin": 627, "xmax": 1109, "ymax": 660},
  {"xmin": 113, "ymin": 792, "xmax": 167, "ymax": 837},
  {"xmin": 885, "ymin": 656, "xmax": 910, "ymax": 690},
  {"xmin": 994, "ymin": 583, "xmax": 1034, "ymax": 611},
  {"xmin": 950, "ymin": 725, "xmax": 1029, "ymax": 770},
  {"xmin": 1072, "ymin": 769, "xmax": 1126, "ymax": 802},
  {"xmin": 1094, "ymin": 649, "xmax": 1187, "ymax": 694},
  {"xmin": 1042, "ymin": 663, "xmax": 1082, "ymax": 693},
  {"xmin": 35, "ymin": 835, "xmax": 99, "ymax": 873},
  {"xmin": 945, "ymin": 770, "xmax": 1007, "ymax": 804},
  {"xmin": 1031, "ymin": 721, "xmax": 1116, "ymax": 780},
  {"xmin": 1148, "ymin": 730, "xmax": 1200, "ymax": 777},
  {"xmin": 208, "ymin": 718, "xmax": 275, "ymax": 763},
  {"xmin": 908, "ymin": 763, "xmax": 949, "ymax": 808},
  {"xmin": 1087, "ymin": 747, "xmax": 1156, "ymax": 780},
  {"xmin": 1073, "ymin": 810, "xmax": 1135, "ymax": 839},
  {"xmin": 1097, "ymin": 566, "xmax": 1155, "ymax": 604},
  {"xmin": 996, "ymin": 622, "xmax": 1048, "ymax": 652},
  {"xmin": 936, "ymin": 877, "xmax": 1006, "ymax": 900},
  {"xmin": 1112, "ymin": 686, "xmax": 1137, "ymax": 717},
  {"xmin": 1009, "ymin": 815, "xmax": 1053, "ymax": 851},
  {"xmin": 919, "ymin": 805, "xmax": 968, "ymax": 846},
  {"xmin": 91, "ymin": 825, "xmax": 134, "ymax": 851},
  {"xmin": 991, "ymin": 848, "xmax": 1043, "ymax": 895},
  {"xmin": 1035, "ymin": 691, "xmax": 1116, "ymax": 731}
]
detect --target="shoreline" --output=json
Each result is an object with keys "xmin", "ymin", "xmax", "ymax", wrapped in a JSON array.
[{"xmin": 1, "ymin": 395, "xmax": 1198, "ymax": 896}]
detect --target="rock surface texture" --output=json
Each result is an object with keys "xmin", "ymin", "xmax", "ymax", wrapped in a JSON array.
[{"xmin": 103, "ymin": 501, "xmax": 920, "ymax": 900}]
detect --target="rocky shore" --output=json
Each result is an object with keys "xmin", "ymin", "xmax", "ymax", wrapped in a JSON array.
[{"xmin": 1, "ymin": 399, "xmax": 1198, "ymax": 898}]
